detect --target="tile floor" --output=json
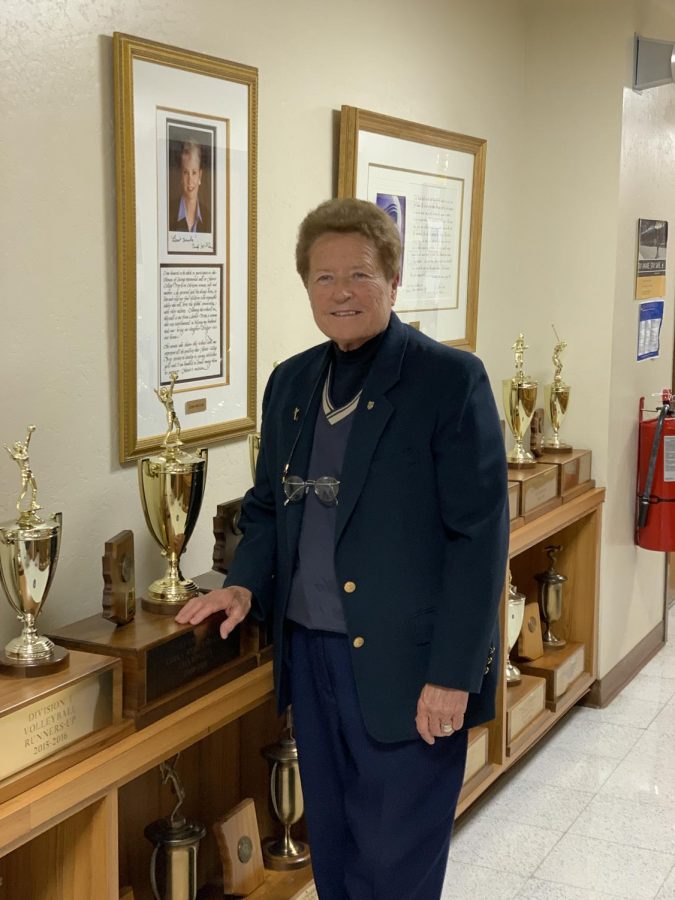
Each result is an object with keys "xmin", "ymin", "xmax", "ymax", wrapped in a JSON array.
[{"xmin": 442, "ymin": 603, "xmax": 675, "ymax": 900}]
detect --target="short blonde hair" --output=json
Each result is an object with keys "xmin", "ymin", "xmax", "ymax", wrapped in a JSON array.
[{"xmin": 295, "ymin": 198, "xmax": 401, "ymax": 285}]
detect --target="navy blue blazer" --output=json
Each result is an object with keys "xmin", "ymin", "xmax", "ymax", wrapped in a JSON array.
[{"xmin": 226, "ymin": 313, "xmax": 509, "ymax": 742}]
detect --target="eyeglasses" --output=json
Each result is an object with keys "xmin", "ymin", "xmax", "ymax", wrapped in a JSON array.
[{"xmin": 282, "ymin": 474, "xmax": 340, "ymax": 506}]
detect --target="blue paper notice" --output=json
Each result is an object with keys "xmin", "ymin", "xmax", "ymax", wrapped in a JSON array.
[{"xmin": 637, "ymin": 299, "xmax": 664, "ymax": 361}]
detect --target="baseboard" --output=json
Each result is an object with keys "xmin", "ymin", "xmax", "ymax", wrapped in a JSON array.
[{"xmin": 582, "ymin": 620, "xmax": 665, "ymax": 708}]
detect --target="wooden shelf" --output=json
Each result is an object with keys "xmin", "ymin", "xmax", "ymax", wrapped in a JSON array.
[{"xmin": 0, "ymin": 487, "xmax": 604, "ymax": 897}]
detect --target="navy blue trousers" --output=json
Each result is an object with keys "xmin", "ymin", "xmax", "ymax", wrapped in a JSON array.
[{"xmin": 288, "ymin": 624, "xmax": 468, "ymax": 900}]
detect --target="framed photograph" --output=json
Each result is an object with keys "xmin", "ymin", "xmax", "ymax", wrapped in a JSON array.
[
  {"xmin": 113, "ymin": 33, "xmax": 257, "ymax": 463},
  {"xmin": 338, "ymin": 106, "xmax": 486, "ymax": 351}
]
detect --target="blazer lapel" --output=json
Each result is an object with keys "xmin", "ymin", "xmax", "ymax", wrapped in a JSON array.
[
  {"xmin": 335, "ymin": 314, "xmax": 409, "ymax": 545},
  {"xmin": 281, "ymin": 345, "xmax": 331, "ymax": 559}
]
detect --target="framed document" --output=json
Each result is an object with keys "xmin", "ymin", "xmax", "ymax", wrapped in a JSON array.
[
  {"xmin": 113, "ymin": 33, "xmax": 257, "ymax": 463},
  {"xmin": 338, "ymin": 106, "xmax": 486, "ymax": 351}
]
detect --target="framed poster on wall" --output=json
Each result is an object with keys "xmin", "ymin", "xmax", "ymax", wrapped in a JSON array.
[
  {"xmin": 113, "ymin": 33, "xmax": 257, "ymax": 463},
  {"xmin": 338, "ymin": 106, "xmax": 486, "ymax": 351}
]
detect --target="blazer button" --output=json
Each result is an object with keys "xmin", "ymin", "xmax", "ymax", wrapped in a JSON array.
[
  {"xmin": 353, "ymin": 636, "xmax": 365, "ymax": 648},
  {"xmin": 343, "ymin": 581, "xmax": 356, "ymax": 593}
]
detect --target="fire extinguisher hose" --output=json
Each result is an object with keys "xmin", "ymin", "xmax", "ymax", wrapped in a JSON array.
[{"xmin": 637, "ymin": 401, "xmax": 671, "ymax": 529}]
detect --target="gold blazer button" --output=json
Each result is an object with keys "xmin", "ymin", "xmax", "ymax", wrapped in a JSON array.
[
  {"xmin": 344, "ymin": 581, "xmax": 356, "ymax": 593},
  {"xmin": 353, "ymin": 636, "xmax": 365, "ymax": 648}
]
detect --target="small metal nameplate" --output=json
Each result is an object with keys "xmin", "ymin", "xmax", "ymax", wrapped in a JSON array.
[
  {"xmin": 0, "ymin": 670, "xmax": 114, "ymax": 781},
  {"xmin": 185, "ymin": 398, "xmax": 207, "ymax": 415},
  {"xmin": 146, "ymin": 622, "xmax": 240, "ymax": 702}
]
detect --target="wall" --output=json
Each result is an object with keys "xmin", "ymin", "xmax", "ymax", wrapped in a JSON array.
[{"xmin": 0, "ymin": 0, "xmax": 526, "ymax": 641}]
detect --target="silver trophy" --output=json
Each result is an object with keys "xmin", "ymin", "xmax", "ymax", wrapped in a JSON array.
[
  {"xmin": 506, "ymin": 572, "xmax": 526, "ymax": 685},
  {"xmin": 535, "ymin": 545, "xmax": 568, "ymax": 648},
  {"xmin": 0, "ymin": 426, "xmax": 69, "ymax": 674}
]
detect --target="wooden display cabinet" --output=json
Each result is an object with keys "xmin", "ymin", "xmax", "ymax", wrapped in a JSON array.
[{"xmin": 0, "ymin": 489, "xmax": 603, "ymax": 898}]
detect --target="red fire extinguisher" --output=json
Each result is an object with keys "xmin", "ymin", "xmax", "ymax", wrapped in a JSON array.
[{"xmin": 636, "ymin": 389, "xmax": 675, "ymax": 551}]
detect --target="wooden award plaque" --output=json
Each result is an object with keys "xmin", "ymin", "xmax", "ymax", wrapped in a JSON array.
[
  {"xmin": 463, "ymin": 726, "xmax": 489, "ymax": 786},
  {"xmin": 48, "ymin": 608, "xmax": 257, "ymax": 728},
  {"xmin": 506, "ymin": 674, "xmax": 546, "ymax": 746},
  {"xmin": 508, "ymin": 481, "xmax": 524, "ymax": 531},
  {"xmin": 214, "ymin": 798, "xmax": 265, "ymax": 895},
  {"xmin": 102, "ymin": 530, "xmax": 135, "ymax": 625},
  {"xmin": 518, "ymin": 601, "xmax": 544, "ymax": 660}
]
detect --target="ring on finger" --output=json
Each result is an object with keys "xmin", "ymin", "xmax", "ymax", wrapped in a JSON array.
[{"xmin": 441, "ymin": 723, "xmax": 454, "ymax": 735}]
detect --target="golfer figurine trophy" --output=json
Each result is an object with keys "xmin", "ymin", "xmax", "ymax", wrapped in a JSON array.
[
  {"xmin": 0, "ymin": 426, "xmax": 69, "ymax": 674},
  {"xmin": 145, "ymin": 753, "xmax": 206, "ymax": 900},
  {"xmin": 138, "ymin": 373, "xmax": 208, "ymax": 614},
  {"xmin": 503, "ymin": 334, "xmax": 539, "ymax": 468},
  {"xmin": 543, "ymin": 327, "xmax": 572, "ymax": 453}
]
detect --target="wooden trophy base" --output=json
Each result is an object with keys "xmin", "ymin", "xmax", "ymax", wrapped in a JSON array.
[
  {"xmin": 48, "ymin": 607, "xmax": 257, "ymax": 728},
  {"xmin": 0, "ymin": 644, "xmax": 69, "ymax": 677},
  {"xmin": 0, "ymin": 649, "xmax": 128, "ymax": 803}
]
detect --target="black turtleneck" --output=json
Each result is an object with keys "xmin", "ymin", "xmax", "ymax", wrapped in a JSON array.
[{"xmin": 329, "ymin": 327, "xmax": 387, "ymax": 408}]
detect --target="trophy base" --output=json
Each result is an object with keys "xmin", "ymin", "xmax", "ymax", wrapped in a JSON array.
[
  {"xmin": 543, "ymin": 441, "xmax": 573, "ymax": 454},
  {"xmin": 507, "ymin": 458, "xmax": 537, "ymax": 469},
  {"xmin": 141, "ymin": 578, "xmax": 200, "ymax": 615},
  {"xmin": 262, "ymin": 837, "xmax": 311, "ymax": 871},
  {"xmin": 543, "ymin": 631, "xmax": 567, "ymax": 650},
  {"xmin": 506, "ymin": 660, "xmax": 522, "ymax": 685},
  {"xmin": 0, "ymin": 644, "xmax": 69, "ymax": 677}
]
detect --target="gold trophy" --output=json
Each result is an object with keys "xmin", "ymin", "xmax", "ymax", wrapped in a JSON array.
[
  {"xmin": 139, "ymin": 373, "xmax": 208, "ymax": 614},
  {"xmin": 506, "ymin": 571, "xmax": 526, "ymax": 685},
  {"xmin": 0, "ymin": 426, "xmax": 69, "ymax": 674},
  {"xmin": 503, "ymin": 334, "xmax": 538, "ymax": 468},
  {"xmin": 535, "ymin": 545, "xmax": 567, "ymax": 649},
  {"xmin": 261, "ymin": 707, "xmax": 310, "ymax": 870},
  {"xmin": 543, "ymin": 327, "xmax": 572, "ymax": 453}
]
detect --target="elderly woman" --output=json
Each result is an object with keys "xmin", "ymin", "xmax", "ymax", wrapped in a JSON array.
[{"xmin": 177, "ymin": 198, "xmax": 508, "ymax": 899}]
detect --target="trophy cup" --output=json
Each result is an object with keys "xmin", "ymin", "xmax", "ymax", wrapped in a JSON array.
[
  {"xmin": 544, "ymin": 327, "xmax": 572, "ymax": 453},
  {"xmin": 139, "ymin": 373, "xmax": 208, "ymax": 614},
  {"xmin": 534, "ymin": 544, "xmax": 568, "ymax": 649},
  {"xmin": 503, "ymin": 334, "xmax": 539, "ymax": 468},
  {"xmin": 145, "ymin": 753, "xmax": 206, "ymax": 900},
  {"xmin": 261, "ymin": 706, "xmax": 310, "ymax": 870},
  {"xmin": 0, "ymin": 426, "xmax": 69, "ymax": 674},
  {"xmin": 506, "ymin": 571, "xmax": 526, "ymax": 685}
]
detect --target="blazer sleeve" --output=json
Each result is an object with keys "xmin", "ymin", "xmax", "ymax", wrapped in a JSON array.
[
  {"xmin": 223, "ymin": 370, "xmax": 278, "ymax": 620},
  {"xmin": 425, "ymin": 357, "xmax": 510, "ymax": 693}
]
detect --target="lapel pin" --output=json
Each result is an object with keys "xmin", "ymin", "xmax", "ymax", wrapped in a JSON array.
[
  {"xmin": 293, "ymin": 407, "xmax": 300, "ymax": 421},
  {"xmin": 367, "ymin": 401, "xmax": 375, "ymax": 410}
]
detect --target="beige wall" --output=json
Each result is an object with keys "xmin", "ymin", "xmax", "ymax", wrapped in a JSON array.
[
  {"xmin": 0, "ymin": 0, "xmax": 526, "ymax": 640},
  {"xmin": 1, "ymin": 0, "xmax": 675, "ymax": 681}
]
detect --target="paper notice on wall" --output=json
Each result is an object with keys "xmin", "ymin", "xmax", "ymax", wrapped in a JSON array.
[
  {"xmin": 636, "ymin": 219, "xmax": 668, "ymax": 300},
  {"xmin": 637, "ymin": 299, "xmax": 664, "ymax": 361}
]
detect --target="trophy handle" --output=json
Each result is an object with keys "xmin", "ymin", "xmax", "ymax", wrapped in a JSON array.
[
  {"xmin": 149, "ymin": 843, "xmax": 161, "ymax": 900},
  {"xmin": 270, "ymin": 762, "xmax": 281, "ymax": 822}
]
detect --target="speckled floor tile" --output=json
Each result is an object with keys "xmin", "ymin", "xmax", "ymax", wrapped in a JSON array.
[
  {"xmin": 441, "ymin": 860, "xmax": 525, "ymax": 899},
  {"xmin": 641, "ymin": 651, "xmax": 675, "ymax": 680},
  {"xmin": 480, "ymin": 775, "xmax": 593, "ymax": 832},
  {"xmin": 449, "ymin": 815, "xmax": 562, "ymax": 876},
  {"xmin": 656, "ymin": 864, "xmax": 675, "ymax": 899},
  {"xmin": 600, "ymin": 730, "xmax": 675, "ymax": 804},
  {"xmin": 616, "ymin": 672, "xmax": 675, "ymax": 706},
  {"xmin": 515, "ymin": 879, "xmax": 622, "ymax": 900},
  {"xmin": 505, "ymin": 742, "xmax": 619, "ymax": 793},
  {"xmin": 569, "ymin": 793, "xmax": 675, "ymax": 853},
  {"xmin": 649, "ymin": 694, "xmax": 675, "ymax": 736},
  {"xmin": 574, "ymin": 693, "xmax": 663, "ymax": 729},
  {"xmin": 542, "ymin": 712, "xmax": 644, "ymax": 760},
  {"xmin": 534, "ymin": 832, "xmax": 673, "ymax": 899}
]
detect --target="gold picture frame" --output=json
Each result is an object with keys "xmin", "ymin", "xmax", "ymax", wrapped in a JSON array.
[
  {"xmin": 338, "ymin": 106, "xmax": 486, "ymax": 351},
  {"xmin": 113, "ymin": 33, "xmax": 257, "ymax": 463}
]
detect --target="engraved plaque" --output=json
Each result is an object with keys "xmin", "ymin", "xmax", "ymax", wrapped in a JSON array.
[
  {"xmin": 522, "ymin": 465, "xmax": 557, "ymax": 513},
  {"xmin": 521, "ymin": 642, "xmax": 586, "ymax": 704},
  {"xmin": 463, "ymin": 726, "xmax": 488, "ymax": 784},
  {"xmin": 506, "ymin": 674, "xmax": 546, "ymax": 742},
  {"xmin": 0, "ymin": 653, "xmax": 120, "ymax": 782},
  {"xmin": 185, "ymin": 398, "xmax": 207, "ymax": 415},
  {"xmin": 146, "ymin": 618, "xmax": 241, "ymax": 702}
]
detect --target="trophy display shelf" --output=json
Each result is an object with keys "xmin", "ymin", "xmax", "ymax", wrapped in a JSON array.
[
  {"xmin": 0, "ymin": 649, "xmax": 129, "ymax": 803},
  {"xmin": 519, "ymin": 642, "xmax": 588, "ymax": 711},
  {"xmin": 47, "ymin": 606, "xmax": 257, "ymax": 728},
  {"xmin": 537, "ymin": 448, "xmax": 594, "ymax": 503},
  {"xmin": 508, "ymin": 464, "xmax": 561, "ymax": 524}
]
